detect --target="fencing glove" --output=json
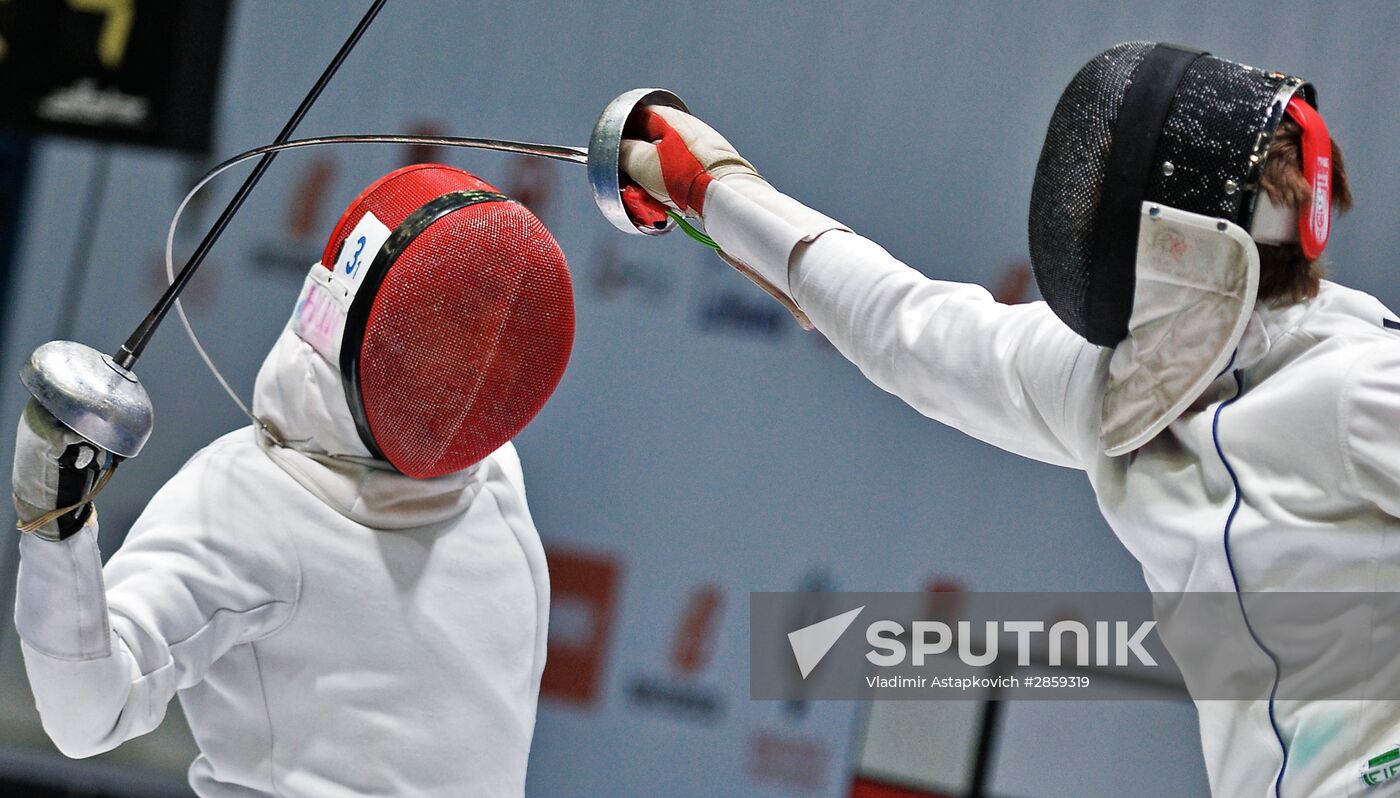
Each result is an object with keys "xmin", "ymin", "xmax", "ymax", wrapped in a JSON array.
[
  {"xmin": 619, "ymin": 106, "xmax": 759, "ymax": 214},
  {"xmin": 13, "ymin": 400, "xmax": 105, "ymax": 541},
  {"xmin": 620, "ymin": 106, "xmax": 847, "ymax": 318}
]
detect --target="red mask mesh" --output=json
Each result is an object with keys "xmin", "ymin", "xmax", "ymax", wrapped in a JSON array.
[
  {"xmin": 320, "ymin": 163, "xmax": 499, "ymax": 270},
  {"xmin": 332, "ymin": 165, "xmax": 574, "ymax": 478}
]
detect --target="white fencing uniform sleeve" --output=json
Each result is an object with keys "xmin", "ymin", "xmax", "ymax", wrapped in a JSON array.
[
  {"xmin": 701, "ymin": 175, "xmax": 849, "ymax": 299},
  {"xmin": 701, "ymin": 183, "xmax": 1105, "ymax": 467},
  {"xmin": 1341, "ymin": 342, "xmax": 1400, "ymax": 519},
  {"xmin": 789, "ymin": 231, "xmax": 1104, "ymax": 466},
  {"xmin": 14, "ymin": 448, "xmax": 300, "ymax": 758}
]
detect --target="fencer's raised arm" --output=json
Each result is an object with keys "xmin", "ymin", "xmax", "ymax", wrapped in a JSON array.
[
  {"xmin": 621, "ymin": 107, "xmax": 1106, "ymax": 466},
  {"xmin": 13, "ymin": 416, "xmax": 298, "ymax": 758}
]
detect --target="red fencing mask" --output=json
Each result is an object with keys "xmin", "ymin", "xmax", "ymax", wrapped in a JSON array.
[{"xmin": 299, "ymin": 163, "xmax": 574, "ymax": 478}]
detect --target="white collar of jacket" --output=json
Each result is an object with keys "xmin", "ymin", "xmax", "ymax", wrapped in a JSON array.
[
  {"xmin": 1100, "ymin": 203, "xmax": 1261, "ymax": 456},
  {"xmin": 250, "ymin": 264, "xmax": 484, "ymax": 530}
]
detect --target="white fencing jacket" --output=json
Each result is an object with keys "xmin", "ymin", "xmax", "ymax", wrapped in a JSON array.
[
  {"xmin": 704, "ymin": 178, "xmax": 1400, "ymax": 797},
  {"xmin": 14, "ymin": 320, "xmax": 550, "ymax": 797}
]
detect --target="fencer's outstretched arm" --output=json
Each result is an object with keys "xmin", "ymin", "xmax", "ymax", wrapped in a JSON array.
[
  {"xmin": 14, "ymin": 437, "xmax": 298, "ymax": 758},
  {"xmin": 621, "ymin": 107, "xmax": 1107, "ymax": 467},
  {"xmin": 709, "ymin": 180, "xmax": 1105, "ymax": 466},
  {"xmin": 783, "ymin": 228, "xmax": 1105, "ymax": 466}
]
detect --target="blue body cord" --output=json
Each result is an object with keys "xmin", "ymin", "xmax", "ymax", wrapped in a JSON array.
[{"xmin": 1211, "ymin": 368, "xmax": 1290, "ymax": 797}]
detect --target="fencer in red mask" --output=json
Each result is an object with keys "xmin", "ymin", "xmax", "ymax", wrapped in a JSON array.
[{"xmin": 12, "ymin": 164, "xmax": 572, "ymax": 796}]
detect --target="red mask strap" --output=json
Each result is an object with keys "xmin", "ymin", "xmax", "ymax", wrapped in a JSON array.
[{"xmin": 1284, "ymin": 96, "xmax": 1332, "ymax": 259}]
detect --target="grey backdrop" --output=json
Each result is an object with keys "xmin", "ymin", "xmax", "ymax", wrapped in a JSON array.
[{"xmin": 0, "ymin": 2, "xmax": 1396, "ymax": 796}]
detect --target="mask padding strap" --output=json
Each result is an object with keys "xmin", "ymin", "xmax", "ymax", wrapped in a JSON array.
[
  {"xmin": 1086, "ymin": 43, "xmax": 1204, "ymax": 346},
  {"xmin": 1284, "ymin": 96, "xmax": 1333, "ymax": 259}
]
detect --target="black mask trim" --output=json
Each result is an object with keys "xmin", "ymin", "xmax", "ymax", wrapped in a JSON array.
[
  {"xmin": 339, "ymin": 190, "xmax": 512, "ymax": 462},
  {"xmin": 1086, "ymin": 43, "xmax": 1204, "ymax": 345}
]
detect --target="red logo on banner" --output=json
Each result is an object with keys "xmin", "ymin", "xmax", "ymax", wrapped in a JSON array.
[
  {"xmin": 145, "ymin": 251, "xmax": 216, "ymax": 308},
  {"xmin": 504, "ymin": 155, "xmax": 558, "ymax": 218},
  {"xmin": 540, "ymin": 547, "xmax": 623, "ymax": 706},
  {"xmin": 992, "ymin": 261, "xmax": 1033, "ymax": 305},
  {"xmin": 850, "ymin": 776, "xmax": 953, "ymax": 798},
  {"xmin": 922, "ymin": 577, "xmax": 965, "ymax": 622},
  {"xmin": 399, "ymin": 121, "xmax": 448, "ymax": 168},
  {"xmin": 288, "ymin": 157, "xmax": 337, "ymax": 240},
  {"xmin": 672, "ymin": 584, "xmax": 723, "ymax": 675}
]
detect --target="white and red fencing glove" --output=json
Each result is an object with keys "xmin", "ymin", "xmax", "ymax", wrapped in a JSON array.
[
  {"xmin": 619, "ymin": 106, "xmax": 847, "ymax": 321},
  {"xmin": 620, "ymin": 106, "xmax": 759, "ymax": 215}
]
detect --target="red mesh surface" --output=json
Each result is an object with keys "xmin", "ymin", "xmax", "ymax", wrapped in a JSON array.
[
  {"xmin": 356, "ymin": 187, "xmax": 574, "ymax": 478},
  {"xmin": 319, "ymin": 163, "xmax": 498, "ymax": 269}
]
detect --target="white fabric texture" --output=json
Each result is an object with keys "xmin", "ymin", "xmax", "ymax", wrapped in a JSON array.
[
  {"xmin": 1101, "ymin": 204, "xmax": 1259, "ymax": 456},
  {"xmin": 1249, "ymin": 192, "xmax": 1300, "ymax": 246},
  {"xmin": 706, "ymin": 185, "xmax": 1400, "ymax": 797},
  {"xmin": 14, "ymin": 290, "xmax": 550, "ymax": 796},
  {"xmin": 288, "ymin": 260, "xmax": 353, "ymax": 365},
  {"xmin": 253, "ymin": 266, "xmax": 488, "ymax": 529},
  {"xmin": 615, "ymin": 105, "xmax": 847, "ymax": 299},
  {"xmin": 702, "ymin": 175, "xmax": 849, "ymax": 299},
  {"xmin": 11, "ymin": 398, "xmax": 100, "ymax": 540}
]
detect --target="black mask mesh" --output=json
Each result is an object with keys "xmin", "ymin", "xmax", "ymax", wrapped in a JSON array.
[
  {"xmin": 1028, "ymin": 42, "xmax": 1153, "ymax": 341},
  {"xmin": 1028, "ymin": 43, "xmax": 1301, "ymax": 345},
  {"xmin": 1146, "ymin": 57, "xmax": 1294, "ymax": 224}
]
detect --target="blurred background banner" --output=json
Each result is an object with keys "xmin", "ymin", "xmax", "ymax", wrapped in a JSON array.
[
  {"xmin": 0, "ymin": 133, "xmax": 33, "ymax": 329},
  {"xmin": 0, "ymin": 0, "xmax": 230, "ymax": 152},
  {"xmin": 0, "ymin": 1, "xmax": 1396, "ymax": 797}
]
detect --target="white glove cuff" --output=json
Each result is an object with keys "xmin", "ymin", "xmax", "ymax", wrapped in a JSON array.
[
  {"xmin": 701, "ymin": 175, "xmax": 850, "ymax": 301},
  {"xmin": 15, "ymin": 522, "xmax": 112, "ymax": 660}
]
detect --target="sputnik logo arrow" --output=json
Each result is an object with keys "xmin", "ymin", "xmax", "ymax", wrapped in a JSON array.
[{"xmin": 787, "ymin": 606, "xmax": 864, "ymax": 679}]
